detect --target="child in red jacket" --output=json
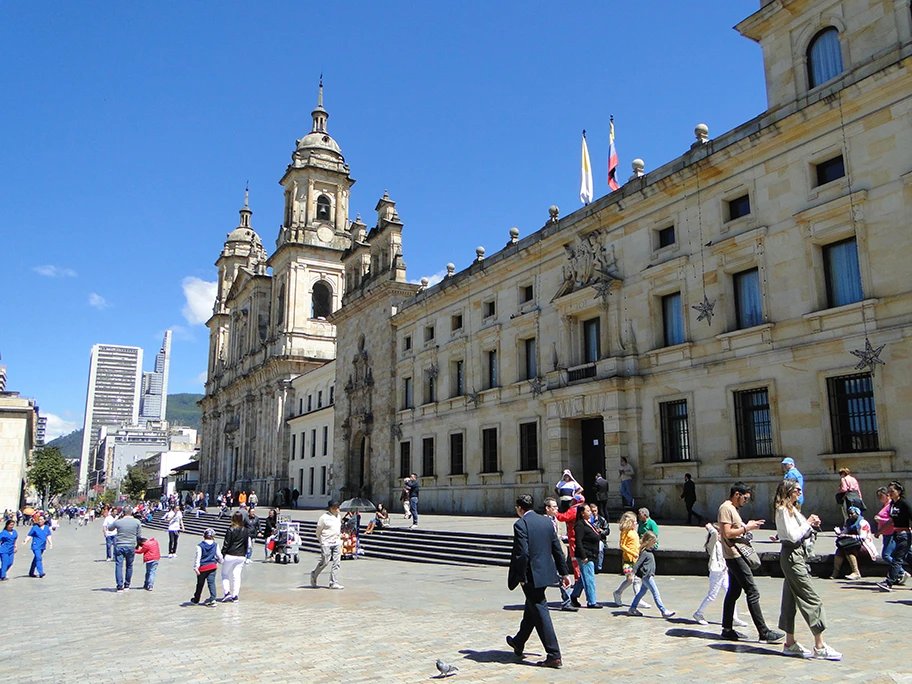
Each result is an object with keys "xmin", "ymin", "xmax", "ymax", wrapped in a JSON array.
[{"xmin": 135, "ymin": 536, "xmax": 162, "ymax": 591}]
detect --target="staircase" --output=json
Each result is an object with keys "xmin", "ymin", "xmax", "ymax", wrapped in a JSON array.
[{"xmin": 144, "ymin": 510, "xmax": 512, "ymax": 568}]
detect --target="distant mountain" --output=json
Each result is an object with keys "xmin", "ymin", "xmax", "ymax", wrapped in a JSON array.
[
  {"xmin": 167, "ymin": 393, "xmax": 203, "ymax": 431},
  {"xmin": 45, "ymin": 393, "xmax": 204, "ymax": 461}
]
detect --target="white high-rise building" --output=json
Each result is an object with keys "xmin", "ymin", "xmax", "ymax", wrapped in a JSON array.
[
  {"xmin": 140, "ymin": 330, "xmax": 172, "ymax": 424},
  {"xmin": 78, "ymin": 344, "xmax": 143, "ymax": 492}
]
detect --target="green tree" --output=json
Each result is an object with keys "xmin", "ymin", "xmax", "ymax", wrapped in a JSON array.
[
  {"xmin": 121, "ymin": 465, "xmax": 149, "ymax": 501},
  {"xmin": 27, "ymin": 447, "xmax": 75, "ymax": 508}
]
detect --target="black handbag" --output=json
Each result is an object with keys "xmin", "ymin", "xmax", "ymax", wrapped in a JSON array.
[{"xmin": 836, "ymin": 536, "xmax": 861, "ymax": 550}]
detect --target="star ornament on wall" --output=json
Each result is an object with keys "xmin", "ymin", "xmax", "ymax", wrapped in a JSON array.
[
  {"xmin": 850, "ymin": 338, "xmax": 886, "ymax": 372},
  {"xmin": 692, "ymin": 295, "xmax": 716, "ymax": 325}
]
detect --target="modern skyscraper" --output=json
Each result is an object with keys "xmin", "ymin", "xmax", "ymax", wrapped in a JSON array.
[
  {"xmin": 140, "ymin": 330, "xmax": 172, "ymax": 424},
  {"xmin": 78, "ymin": 344, "xmax": 143, "ymax": 492}
]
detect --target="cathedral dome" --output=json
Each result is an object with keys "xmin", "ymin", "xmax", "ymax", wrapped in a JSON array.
[
  {"xmin": 226, "ymin": 226, "xmax": 261, "ymax": 244},
  {"xmin": 295, "ymin": 130, "xmax": 343, "ymax": 159}
]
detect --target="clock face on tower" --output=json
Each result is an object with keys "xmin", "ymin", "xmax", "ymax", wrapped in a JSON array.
[{"xmin": 316, "ymin": 226, "xmax": 334, "ymax": 244}]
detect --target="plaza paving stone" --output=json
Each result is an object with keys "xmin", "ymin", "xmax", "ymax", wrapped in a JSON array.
[{"xmin": 0, "ymin": 522, "xmax": 909, "ymax": 683}]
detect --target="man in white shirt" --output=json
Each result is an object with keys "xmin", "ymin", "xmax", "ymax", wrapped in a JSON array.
[
  {"xmin": 310, "ymin": 501, "xmax": 343, "ymax": 590},
  {"xmin": 102, "ymin": 506, "xmax": 117, "ymax": 561},
  {"xmin": 164, "ymin": 505, "xmax": 184, "ymax": 558}
]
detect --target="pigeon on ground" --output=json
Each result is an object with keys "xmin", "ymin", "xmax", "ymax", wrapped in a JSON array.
[{"xmin": 435, "ymin": 659, "xmax": 459, "ymax": 677}]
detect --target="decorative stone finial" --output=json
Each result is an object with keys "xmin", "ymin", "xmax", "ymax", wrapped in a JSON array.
[
  {"xmin": 445, "ymin": 263, "xmax": 455, "ymax": 277},
  {"xmin": 508, "ymin": 227, "xmax": 520, "ymax": 245},
  {"xmin": 695, "ymin": 123, "xmax": 709, "ymax": 144},
  {"xmin": 548, "ymin": 205, "xmax": 560, "ymax": 222},
  {"xmin": 629, "ymin": 159, "xmax": 645, "ymax": 181},
  {"xmin": 475, "ymin": 246, "xmax": 485, "ymax": 262},
  {"xmin": 419, "ymin": 277, "xmax": 429, "ymax": 290}
]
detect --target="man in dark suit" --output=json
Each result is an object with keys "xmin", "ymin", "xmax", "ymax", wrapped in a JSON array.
[{"xmin": 506, "ymin": 494, "xmax": 572, "ymax": 669}]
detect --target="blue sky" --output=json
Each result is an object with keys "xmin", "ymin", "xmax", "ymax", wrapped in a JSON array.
[{"xmin": 0, "ymin": 1, "xmax": 765, "ymax": 439}]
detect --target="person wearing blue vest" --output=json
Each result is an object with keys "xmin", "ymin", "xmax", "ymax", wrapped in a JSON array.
[
  {"xmin": 191, "ymin": 528, "xmax": 223, "ymax": 606},
  {"xmin": 782, "ymin": 459, "xmax": 804, "ymax": 506}
]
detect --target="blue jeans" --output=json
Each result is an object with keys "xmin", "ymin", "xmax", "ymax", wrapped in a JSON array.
[
  {"xmin": 596, "ymin": 542, "xmax": 605, "ymax": 572},
  {"xmin": 887, "ymin": 531, "xmax": 910, "ymax": 586},
  {"xmin": 29, "ymin": 548, "xmax": 45, "ymax": 576},
  {"xmin": 143, "ymin": 560, "xmax": 159, "ymax": 589},
  {"xmin": 620, "ymin": 480, "xmax": 633, "ymax": 507},
  {"xmin": 882, "ymin": 533, "xmax": 895, "ymax": 564},
  {"xmin": 105, "ymin": 535, "xmax": 116, "ymax": 560},
  {"xmin": 114, "ymin": 545, "xmax": 135, "ymax": 589},
  {"xmin": 0, "ymin": 552, "xmax": 13, "ymax": 579},
  {"xmin": 578, "ymin": 559, "xmax": 598, "ymax": 606},
  {"xmin": 630, "ymin": 575, "xmax": 668, "ymax": 612},
  {"xmin": 409, "ymin": 497, "xmax": 419, "ymax": 525}
]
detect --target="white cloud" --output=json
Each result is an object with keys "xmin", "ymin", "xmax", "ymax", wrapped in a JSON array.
[
  {"xmin": 182, "ymin": 277, "xmax": 217, "ymax": 325},
  {"xmin": 43, "ymin": 413, "xmax": 80, "ymax": 441},
  {"xmin": 409, "ymin": 268, "xmax": 448, "ymax": 288},
  {"xmin": 33, "ymin": 265, "xmax": 77, "ymax": 278},
  {"xmin": 88, "ymin": 293, "xmax": 109, "ymax": 309},
  {"xmin": 194, "ymin": 371, "xmax": 208, "ymax": 385}
]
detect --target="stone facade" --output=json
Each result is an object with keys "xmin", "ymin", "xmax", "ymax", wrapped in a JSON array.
[
  {"xmin": 0, "ymin": 368, "xmax": 35, "ymax": 512},
  {"xmin": 287, "ymin": 360, "xmax": 336, "ymax": 508},
  {"xmin": 331, "ymin": 0, "xmax": 912, "ymax": 520}
]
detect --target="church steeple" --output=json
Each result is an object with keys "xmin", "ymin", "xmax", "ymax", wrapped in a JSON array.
[
  {"xmin": 312, "ymin": 77, "xmax": 328, "ymax": 133},
  {"xmin": 239, "ymin": 183, "xmax": 252, "ymax": 229}
]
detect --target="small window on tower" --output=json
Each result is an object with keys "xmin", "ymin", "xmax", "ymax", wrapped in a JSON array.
[{"xmin": 316, "ymin": 195, "xmax": 332, "ymax": 222}]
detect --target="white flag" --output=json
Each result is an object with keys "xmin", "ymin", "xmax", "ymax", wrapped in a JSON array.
[{"xmin": 580, "ymin": 132, "xmax": 593, "ymax": 205}]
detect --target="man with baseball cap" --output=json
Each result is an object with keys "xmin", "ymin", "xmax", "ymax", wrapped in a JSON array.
[{"xmin": 781, "ymin": 458, "xmax": 804, "ymax": 506}]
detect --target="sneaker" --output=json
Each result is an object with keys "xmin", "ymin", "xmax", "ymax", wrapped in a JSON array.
[
  {"xmin": 812, "ymin": 644, "xmax": 843, "ymax": 661},
  {"xmin": 845, "ymin": 572, "xmax": 861, "ymax": 580},
  {"xmin": 123, "ymin": 586, "xmax": 129, "ymax": 591},
  {"xmin": 409, "ymin": 524, "xmax": 417, "ymax": 530},
  {"xmin": 219, "ymin": 595, "xmax": 234, "ymax": 603},
  {"xmin": 244, "ymin": 559, "xmax": 252, "ymax": 565},
  {"xmin": 627, "ymin": 607, "xmax": 643, "ymax": 617},
  {"xmin": 310, "ymin": 571, "xmax": 318, "ymax": 588},
  {"xmin": 204, "ymin": 598, "xmax": 216, "ymax": 606},
  {"xmin": 329, "ymin": 583, "xmax": 344, "ymax": 590},
  {"xmin": 560, "ymin": 605, "xmax": 578, "ymax": 612},
  {"xmin": 640, "ymin": 600, "xmax": 652, "ymax": 609},
  {"xmin": 231, "ymin": 595, "xmax": 239, "ymax": 602},
  {"xmin": 570, "ymin": 596, "xmax": 582, "ymax": 608},
  {"xmin": 899, "ymin": 572, "xmax": 910, "ymax": 586},
  {"xmin": 783, "ymin": 642, "xmax": 813, "ymax": 658},
  {"xmin": 692, "ymin": 612, "xmax": 708, "ymax": 625},
  {"xmin": 145, "ymin": 587, "xmax": 153, "ymax": 591},
  {"xmin": 877, "ymin": 581, "xmax": 893, "ymax": 592},
  {"xmin": 189, "ymin": 597, "xmax": 199, "ymax": 604},
  {"xmin": 586, "ymin": 604, "xmax": 604, "ymax": 609},
  {"xmin": 662, "ymin": 610, "xmax": 676, "ymax": 619},
  {"xmin": 732, "ymin": 618, "xmax": 748, "ymax": 628},
  {"xmin": 721, "ymin": 629, "xmax": 749, "ymax": 641},
  {"xmin": 612, "ymin": 590, "xmax": 623, "ymax": 607},
  {"xmin": 116, "ymin": 588, "xmax": 125, "ymax": 593},
  {"xmin": 764, "ymin": 629, "xmax": 786, "ymax": 644}
]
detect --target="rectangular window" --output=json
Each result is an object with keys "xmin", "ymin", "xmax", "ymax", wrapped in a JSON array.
[
  {"xmin": 827, "ymin": 373, "xmax": 878, "ymax": 452},
  {"xmin": 583, "ymin": 317, "xmax": 600, "ymax": 363},
  {"xmin": 425, "ymin": 370, "xmax": 437, "ymax": 404},
  {"xmin": 404, "ymin": 335, "xmax": 412, "ymax": 351},
  {"xmin": 317, "ymin": 390, "xmax": 323, "ymax": 408},
  {"xmin": 484, "ymin": 300, "xmax": 496, "ymax": 318},
  {"xmin": 309, "ymin": 467, "xmax": 315, "ymax": 496},
  {"xmin": 734, "ymin": 268, "xmax": 763, "ymax": 329},
  {"xmin": 524, "ymin": 338, "xmax": 537, "ymax": 380},
  {"xmin": 482, "ymin": 428, "xmax": 499, "ymax": 473},
  {"xmin": 298, "ymin": 398, "xmax": 303, "ymax": 414},
  {"xmin": 521, "ymin": 284, "xmax": 535, "ymax": 303},
  {"xmin": 291, "ymin": 434, "xmax": 296, "ymax": 461},
  {"xmin": 310, "ymin": 429, "xmax": 316, "ymax": 458},
  {"xmin": 424, "ymin": 325, "xmax": 435, "ymax": 342},
  {"xmin": 399, "ymin": 441, "xmax": 411, "ymax": 479},
  {"xmin": 662, "ymin": 293, "xmax": 684, "ymax": 346},
  {"xmin": 734, "ymin": 388, "xmax": 774, "ymax": 458},
  {"xmin": 815, "ymin": 155, "xmax": 845, "ymax": 186},
  {"xmin": 727, "ymin": 194, "xmax": 751, "ymax": 221},
  {"xmin": 451, "ymin": 314, "xmax": 463, "ymax": 332},
  {"xmin": 329, "ymin": 386, "xmax": 334, "ymax": 405},
  {"xmin": 824, "ymin": 238, "xmax": 863, "ymax": 308},
  {"xmin": 402, "ymin": 377, "xmax": 413, "ymax": 409},
  {"xmin": 300, "ymin": 433, "xmax": 305, "ymax": 460},
  {"xmin": 449, "ymin": 432, "xmax": 465, "ymax": 475},
  {"xmin": 519, "ymin": 422, "xmax": 538, "ymax": 471},
  {"xmin": 320, "ymin": 465, "xmax": 327, "ymax": 495},
  {"xmin": 322, "ymin": 425, "xmax": 328, "ymax": 456},
  {"xmin": 658, "ymin": 225, "xmax": 675, "ymax": 248},
  {"xmin": 307, "ymin": 395, "xmax": 313, "ymax": 412},
  {"xmin": 422, "ymin": 437, "xmax": 435, "ymax": 477},
  {"xmin": 452, "ymin": 360, "xmax": 465, "ymax": 397},
  {"xmin": 660, "ymin": 399, "xmax": 691, "ymax": 462},
  {"xmin": 487, "ymin": 349, "xmax": 499, "ymax": 388}
]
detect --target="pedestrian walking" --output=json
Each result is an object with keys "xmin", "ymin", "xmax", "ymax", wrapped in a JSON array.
[
  {"xmin": 23, "ymin": 513, "xmax": 52, "ymax": 578},
  {"xmin": 555, "ymin": 470, "xmax": 582, "ymax": 513},
  {"xmin": 102, "ymin": 506, "xmax": 117, "ymax": 561},
  {"xmin": 718, "ymin": 481, "xmax": 785, "ymax": 643},
  {"xmin": 407, "ymin": 473, "xmax": 420, "ymax": 529},
  {"xmin": 836, "ymin": 468, "xmax": 865, "ymax": 520},
  {"xmin": 573, "ymin": 504, "xmax": 602, "ymax": 608},
  {"xmin": 506, "ymin": 494, "xmax": 572, "ymax": 669},
  {"xmin": 191, "ymin": 528, "xmax": 222, "ymax": 606},
  {"xmin": 681, "ymin": 473, "xmax": 704, "ymax": 525},
  {"xmin": 245, "ymin": 508, "xmax": 259, "ymax": 564},
  {"xmin": 774, "ymin": 479, "xmax": 842, "ymax": 659},
  {"xmin": 310, "ymin": 501, "xmax": 343, "ymax": 590},
  {"xmin": 0, "ymin": 519, "xmax": 18, "ymax": 580},
  {"xmin": 637, "ymin": 508, "xmax": 659, "ymax": 548},
  {"xmin": 248, "ymin": 490, "xmax": 258, "ymax": 510},
  {"xmin": 220, "ymin": 512, "xmax": 250, "ymax": 602},
  {"xmin": 164, "ymin": 505, "xmax": 183, "ymax": 558},
  {"xmin": 781, "ymin": 458, "xmax": 804, "ymax": 504},
  {"xmin": 877, "ymin": 481, "xmax": 911, "ymax": 592},
  {"xmin": 106, "ymin": 506, "xmax": 142, "ymax": 592},
  {"xmin": 263, "ymin": 509, "xmax": 278, "ymax": 561},
  {"xmin": 693, "ymin": 522, "xmax": 747, "ymax": 627},
  {"xmin": 873, "ymin": 486, "xmax": 903, "ymax": 574},
  {"xmin": 626, "ymin": 531, "xmax": 675, "ymax": 618},
  {"xmin": 135, "ymin": 536, "xmax": 161, "ymax": 591},
  {"xmin": 594, "ymin": 473, "xmax": 609, "ymax": 521},
  {"xmin": 612, "ymin": 511, "xmax": 650, "ymax": 608},
  {"xmin": 543, "ymin": 497, "xmax": 578, "ymax": 612},
  {"xmin": 618, "ymin": 457, "xmax": 635, "ymax": 508}
]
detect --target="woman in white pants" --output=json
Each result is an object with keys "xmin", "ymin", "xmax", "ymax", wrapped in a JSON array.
[
  {"xmin": 220, "ymin": 512, "xmax": 250, "ymax": 602},
  {"xmin": 693, "ymin": 522, "xmax": 746, "ymax": 626}
]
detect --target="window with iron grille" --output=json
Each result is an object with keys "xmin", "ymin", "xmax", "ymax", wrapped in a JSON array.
[
  {"xmin": 449, "ymin": 432, "xmax": 465, "ymax": 475},
  {"xmin": 659, "ymin": 399, "xmax": 691, "ymax": 462},
  {"xmin": 734, "ymin": 388, "xmax": 774, "ymax": 458},
  {"xmin": 399, "ymin": 441, "xmax": 411, "ymax": 479},
  {"xmin": 482, "ymin": 428, "xmax": 499, "ymax": 473},
  {"xmin": 519, "ymin": 422, "xmax": 538, "ymax": 471},
  {"xmin": 422, "ymin": 437, "xmax": 435, "ymax": 476},
  {"xmin": 827, "ymin": 373, "xmax": 879, "ymax": 453}
]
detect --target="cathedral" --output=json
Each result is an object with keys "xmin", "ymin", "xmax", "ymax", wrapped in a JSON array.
[{"xmin": 203, "ymin": 0, "xmax": 912, "ymax": 520}]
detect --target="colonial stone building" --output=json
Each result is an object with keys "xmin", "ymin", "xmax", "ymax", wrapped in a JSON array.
[
  {"xmin": 331, "ymin": 0, "xmax": 912, "ymax": 520},
  {"xmin": 287, "ymin": 360, "xmax": 336, "ymax": 508}
]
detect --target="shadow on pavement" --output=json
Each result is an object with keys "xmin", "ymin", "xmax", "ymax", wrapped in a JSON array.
[
  {"xmin": 665, "ymin": 628, "xmax": 723, "ymax": 640},
  {"xmin": 458, "ymin": 649, "xmax": 534, "ymax": 665},
  {"xmin": 501, "ymin": 604, "xmax": 524, "ymax": 611},
  {"xmin": 709, "ymin": 643, "xmax": 781, "ymax": 657},
  {"xmin": 91, "ymin": 588, "xmax": 119, "ymax": 592},
  {"xmin": 886, "ymin": 599, "xmax": 912, "ymax": 606}
]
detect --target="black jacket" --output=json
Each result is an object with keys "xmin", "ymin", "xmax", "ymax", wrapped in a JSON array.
[
  {"xmin": 508, "ymin": 511, "xmax": 569, "ymax": 590},
  {"xmin": 682, "ymin": 479, "xmax": 697, "ymax": 504},
  {"xmin": 574, "ymin": 519, "xmax": 601, "ymax": 562},
  {"xmin": 222, "ymin": 526, "xmax": 250, "ymax": 557}
]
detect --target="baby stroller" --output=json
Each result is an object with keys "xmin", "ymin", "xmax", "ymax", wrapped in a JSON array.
[{"xmin": 269, "ymin": 517, "xmax": 300, "ymax": 564}]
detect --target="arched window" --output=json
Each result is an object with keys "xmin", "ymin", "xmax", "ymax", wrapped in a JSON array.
[
  {"xmin": 316, "ymin": 194, "xmax": 332, "ymax": 222},
  {"xmin": 807, "ymin": 28, "xmax": 843, "ymax": 88},
  {"xmin": 312, "ymin": 280, "xmax": 332, "ymax": 318},
  {"xmin": 276, "ymin": 283, "xmax": 286, "ymax": 326}
]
